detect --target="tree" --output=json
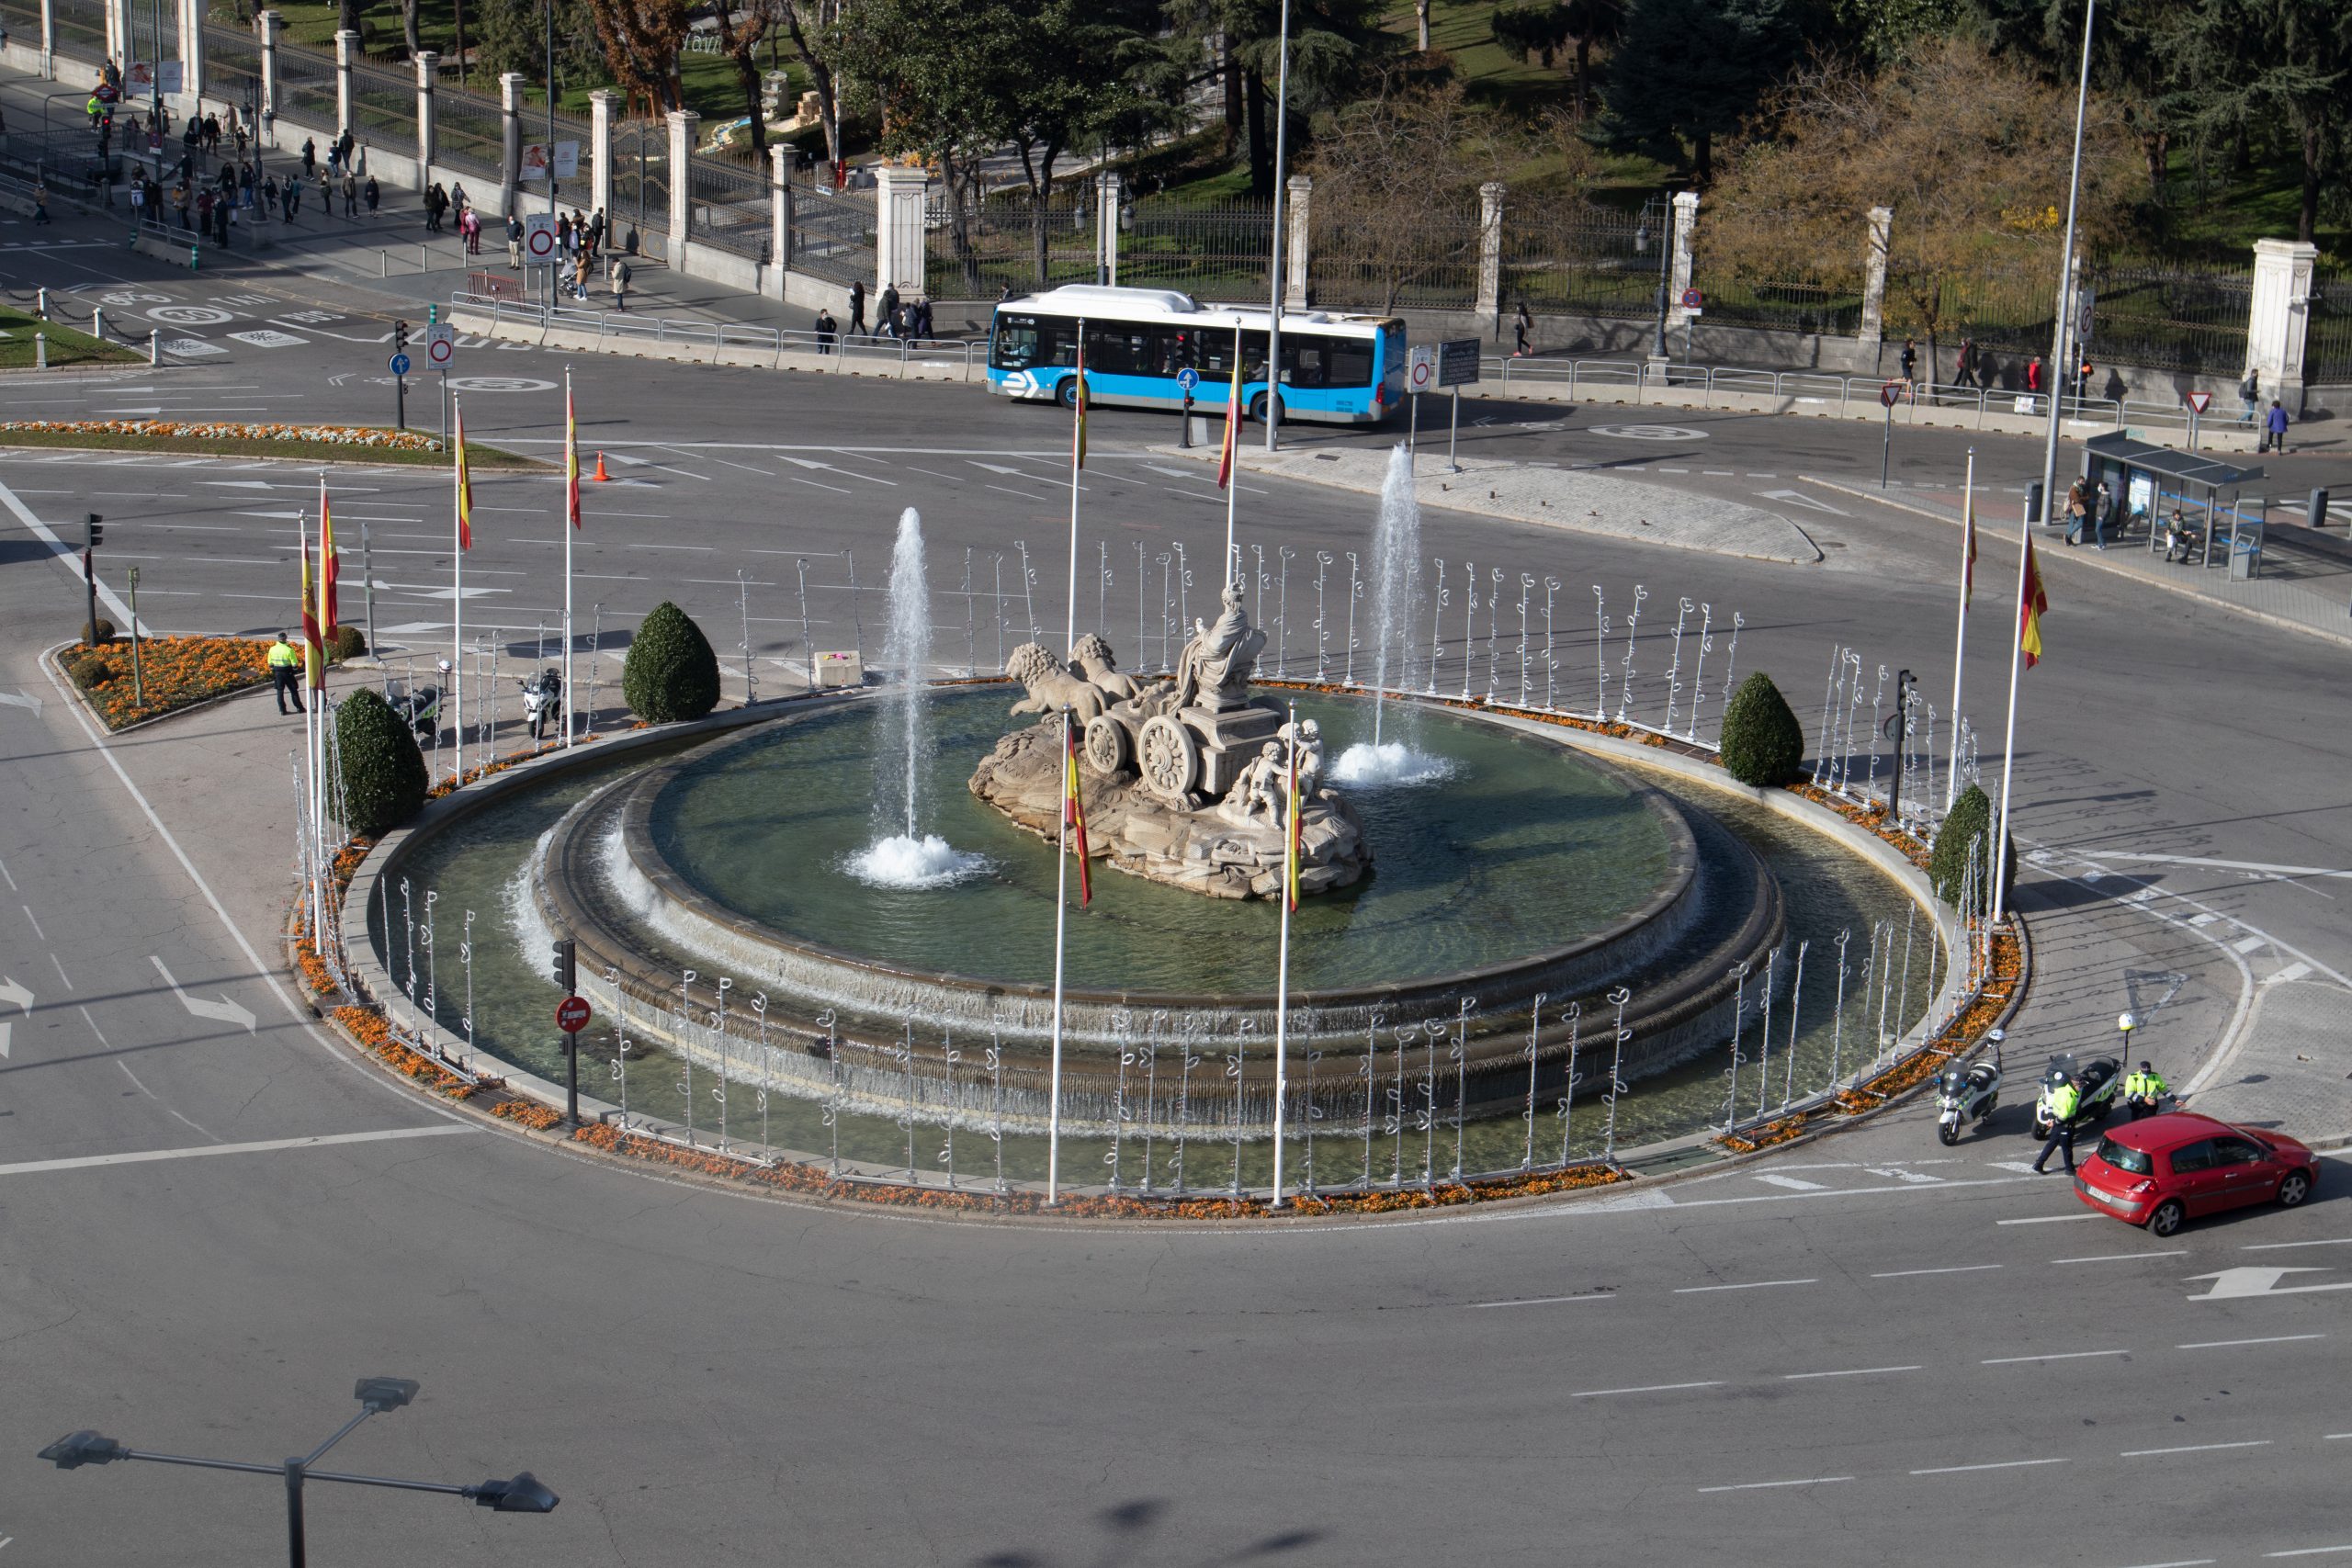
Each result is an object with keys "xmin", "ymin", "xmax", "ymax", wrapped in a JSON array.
[
  {"xmin": 779, "ymin": 0, "xmax": 849, "ymax": 173},
  {"xmin": 1717, "ymin": 671, "xmax": 1804, "ymax": 786},
  {"xmin": 1168, "ymin": 0, "xmax": 1393, "ymax": 197},
  {"xmin": 335, "ymin": 689, "xmax": 428, "ymax": 838},
  {"xmin": 1307, "ymin": 81, "xmax": 1525, "ymax": 310},
  {"xmin": 623, "ymin": 601, "xmax": 721, "ymax": 723},
  {"xmin": 721, "ymin": 0, "xmax": 786, "ymax": 154},
  {"xmin": 1492, "ymin": 0, "xmax": 1624, "ymax": 117},
  {"xmin": 2148, "ymin": 0, "xmax": 2349, "ymax": 243},
  {"xmin": 1591, "ymin": 0, "xmax": 1804, "ymax": 184},
  {"xmin": 1700, "ymin": 39, "xmax": 2137, "ymax": 383},
  {"xmin": 584, "ymin": 0, "xmax": 690, "ymax": 118}
]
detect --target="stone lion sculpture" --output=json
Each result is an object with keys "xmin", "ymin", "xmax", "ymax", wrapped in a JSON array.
[
  {"xmin": 1005, "ymin": 642, "xmax": 1110, "ymax": 721},
  {"xmin": 1068, "ymin": 633, "xmax": 1143, "ymax": 702}
]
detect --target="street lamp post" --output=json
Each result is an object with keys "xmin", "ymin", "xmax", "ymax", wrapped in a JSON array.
[
  {"xmin": 38, "ymin": 1377, "xmax": 558, "ymax": 1566},
  {"xmin": 1261, "ymin": 0, "xmax": 1292, "ymax": 457}
]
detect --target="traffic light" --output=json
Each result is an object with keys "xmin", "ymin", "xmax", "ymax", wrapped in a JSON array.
[
  {"xmin": 549, "ymin": 937, "xmax": 575, "ymax": 994},
  {"xmin": 85, "ymin": 513, "xmax": 102, "ymax": 549},
  {"xmin": 393, "ymin": 319, "xmax": 410, "ymax": 353}
]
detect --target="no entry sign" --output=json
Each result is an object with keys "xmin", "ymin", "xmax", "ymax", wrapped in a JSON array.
[
  {"xmin": 524, "ymin": 212, "xmax": 558, "ymax": 265},
  {"xmin": 556, "ymin": 995, "xmax": 591, "ymax": 1033},
  {"xmin": 424, "ymin": 322, "xmax": 456, "ymax": 368},
  {"xmin": 1408, "ymin": 345, "xmax": 1435, "ymax": 392}
]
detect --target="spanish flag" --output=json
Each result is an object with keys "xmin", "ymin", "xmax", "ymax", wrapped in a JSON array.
[
  {"xmin": 1284, "ymin": 732, "xmax": 1303, "ymax": 913},
  {"xmin": 1216, "ymin": 321, "xmax": 1244, "ymax": 490},
  {"xmin": 454, "ymin": 400, "xmax": 475, "ymax": 551},
  {"xmin": 1063, "ymin": 716, "xmax": 1091, "ymax": 908},
  {"xmin": 2018, "ymin": 537, "xmax": 2049, "ymax": 669},
  {"xmin": 299, "ymin": 525, "xmax": 324, "ymax": 689},
  {"xmin": 565, "ymin": 377, "xmax": 582, "ymax": 527},
  {"xmin": 1071, "ymin": 328, "xmax": 1089, "ymax": 472},
  {"xmin": 317, "ymin": 481, "xmax": 339, "ymax": 639}
]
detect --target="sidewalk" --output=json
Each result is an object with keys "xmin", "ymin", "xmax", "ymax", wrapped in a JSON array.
[{"xmin": 1801, "ymin": 472, "xmax": 2352, "ymax": 651}]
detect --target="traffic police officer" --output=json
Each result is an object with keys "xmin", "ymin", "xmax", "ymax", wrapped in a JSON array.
[
  {"xmin": 2031, "ymin": 1073, "xmax": 2082, "ymax": 1175},
  {"xmin": 2122, "ymin": 1060, "xmax": 2170, "ymax": 1121},
  {"xmin": 266, "ymin": 630, "xmax": 305, "ymax": 715}
]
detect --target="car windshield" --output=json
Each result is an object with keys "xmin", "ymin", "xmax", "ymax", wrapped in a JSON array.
[{"xmin": 2094, "ymin": 1136, "xmax": 2153, "ymax": 1175}]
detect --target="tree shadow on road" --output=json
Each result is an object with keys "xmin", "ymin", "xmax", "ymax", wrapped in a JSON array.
[{"xmin": 968, "ymin": 1496, "xmax": 1325, "ymax": 1568}]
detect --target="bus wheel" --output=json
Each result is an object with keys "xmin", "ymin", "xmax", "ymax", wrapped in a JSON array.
[
  {"xmin": 1057, "ymin": 377, "xmax": 1080, "ymax": 409},
  {"xmin": 1250, "ymin": 390, "xmax": 1284, "ymax": 423}
]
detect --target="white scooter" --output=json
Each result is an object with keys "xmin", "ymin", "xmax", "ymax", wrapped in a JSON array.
[
  {"xmin": 519, "ymin": 667, "xmax": 562, "ymax": 741},
  {"xmin": 1934, "ymin": 1030, "xmax": 2004, "ymax": 1145}
]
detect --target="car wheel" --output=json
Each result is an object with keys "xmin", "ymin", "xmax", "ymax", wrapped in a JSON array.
[
  {"xmin": 1056, "ymin": 377, "xmax": 1080, "ymax": 410},
  {"xmin": 2146, "ymin": 1199, "xmax": 2186, "ymax": 1238},
  {"xmin": 2278, "ymin": 1169, "xmax": 2312, "ymax": 1208}
]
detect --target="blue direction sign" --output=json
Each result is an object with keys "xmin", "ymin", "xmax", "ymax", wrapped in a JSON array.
[
  {"xmin": 1175, "ymin": 367, "xmax": 1201, "ymax": 394},
  {"xmin": 389, "ymin": 352, "xmax": 412, "ymax": 375}
]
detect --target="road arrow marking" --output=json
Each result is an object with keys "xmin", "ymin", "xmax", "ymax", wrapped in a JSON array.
[
  {"xmin": 1758, "ymin": 488, "xmax": 1849, "ymax": 516},
  {"xmin": 0, "ymin": 690, "xmax": 36, "ymax": 715},
  {"xmin": 966, "ymin": 460, "xmax": 1035, "ymax": 478},
  {"xmin": 149, "ymin": 956, "xmax": 255, "ymax": 1034},
  {"xmin": 0, "ymin": 1021, "xmax": 9, "ymax": 1059},
  {"xmin": 2186, "ymin": 1267, "xmax": 2352, "ymax": 1301},
  {"xmin": 0, "ymin": 976, "xmax": 30, "ymax": 1014}
]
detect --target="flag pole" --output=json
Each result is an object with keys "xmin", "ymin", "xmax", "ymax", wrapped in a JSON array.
[
  {"xmin": 1947, "ymin": 446, "xmax": 1973, "ymax": 808},
  {"xmin": 563, "ymin": 366, "xmax": 576, "ymax": 747},
  {"xmin": 1991, "ymin": 500, "xmax": 2032, "ymax": 921},
  {"xmin": 1225, "ymin": 317, "xmax": 1242, "ymax": 585},
  {"xmin": 300, "ymin": 508, "xmax": 322, "ymax": 948},
  {"xmin": 1046, "ymin": 705, "xmax": 1069, "ymax": 1205},
  {"xmin": 1066, "ymin": 320, "xmax": 1083, "ymax": 654},
  {"xmin": 451, "ymin": 407, "xmax": 464, "ymax": 786},
  {"xmin": 1272, "ymin": 701, "xmax": 1295, "ymax": 1207}
]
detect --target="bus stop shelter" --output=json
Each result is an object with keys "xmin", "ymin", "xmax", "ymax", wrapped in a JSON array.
[{"xmin": 2079, "ymin": 432, "xmax": 2267, "ymax": 577}]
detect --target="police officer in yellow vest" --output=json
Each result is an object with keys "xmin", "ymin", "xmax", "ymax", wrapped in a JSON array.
[
  {"xmin": 266, "ymin": 630, "xmax": 305, "ymax": 716},
  {"xmin": 2032, "ymin": 1074, "xmax": 2083, "ymax": 1175},
  {"xmin": 2122, "ymin": 1061, "xmax": 2170, "ymax": 1121}
]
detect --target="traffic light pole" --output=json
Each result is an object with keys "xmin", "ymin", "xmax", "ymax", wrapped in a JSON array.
[{"xmin": 82, "ymin": 513, "xmax": 102, "ymax": 640}]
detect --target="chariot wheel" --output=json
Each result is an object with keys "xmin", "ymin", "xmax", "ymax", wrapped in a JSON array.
[
  {"xmin": 1136, "ymin": 714, "xmax": 1199, "ymax": 804},
  {"xmin": 1083, "ymin": 714, "xmax": 1130, "ymax": 775}
]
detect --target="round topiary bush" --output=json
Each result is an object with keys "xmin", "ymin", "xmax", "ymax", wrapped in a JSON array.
[
  {"xmin": 1718, "ymin": 671, "xmax": 1804, "ymax": 787},
  {"xmin": 328, "ymin": 624, "xmax": 368, "ymax": 661},
  {"xmin": 1929, "ymin": 783, "xmax": 2015, "ymax": 911},
  {"xmin": 335, "ymin": 687, "xmax": 428, "ymax": 837},
  {"xmin": 69, "ymin": 651, "xmax": 117, "ymax": 689},
  {"xmin": 81, "ymin": 618, "xmax": 116, "ymax": 645},
  {"xmin": 623, "ymin": 600, "xmax": 720, "ymax": 723}
]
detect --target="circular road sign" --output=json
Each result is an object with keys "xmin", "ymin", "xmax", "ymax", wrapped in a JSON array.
[
  {"xmin": 526, "ymin": 225, "xmax": 557, "ymax": 262},
  {"xmin": 1879, "ymin": 380, "xmax": 1905, "ymax": 409},
  {"xmin": 1408, "ymin": 358, "xmax": 1433, "ymax": 392},
  {"xmin": 425, "ymin": 335, "xmax": 455, "ymax": 367},
  {"xmin": 388, "ymin": 352, "xmax": 412, "ymax": 376},
  {"xmin": 556, "ymin": 995, "xmax": 592, "ymax": 1033},
  {"xmin": 1175, "ymin": 367, "xmax": 1200, "ymax": 394},
  {"xmin": 1680, "ymin": 288, "xmax": 1702, "ymax": 309}
]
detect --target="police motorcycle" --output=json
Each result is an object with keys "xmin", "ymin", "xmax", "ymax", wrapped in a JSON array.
[
  {"xmin": 384, "ymin": 660, "xmax": 447, "ymax": 744},
  {"xmin": 1933, "ymin": 1029, "xmax": 2004, "ymax": 1145},
  {"xmin": 2030, "ymin": 1051, "xmax": 2122, "ymax": 1139},
  {"xmin": 519, "ymin": 667, "xmax": 562, "ymax": 740}
]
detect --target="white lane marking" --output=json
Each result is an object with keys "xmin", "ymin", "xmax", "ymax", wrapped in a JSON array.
[
  {"xmin": 1998, "ymin": 1213, "xmax": 2097, "ymax": 1224},
  {"xmin": 2233, "ymin": 934, "xmax": 2269, "ymax": 953},
  {"xmin": 1758, "ymin": 487, "xmax": 1849, "ymax": 515},
  {"xmin": 1872, "ymin": 1264, "xmax": 2004, "ymax": 1279},
  {"xmin": 0, "ymin": 1124, "xmax": 475, "ymax": 1178},
  {"xmin": 1862, "ymin": 1166, "xmax": 1943, "ymax": 1185},
  {"xmin": 1695, "ymin": 1476, "xmax": 1851, "ymax": 1494},
  {"xmin": 791, "ymin": 477, "xmax": 854, "ymax": 495},
  {"xmin": 1982, "ymin": 1349, "xmax": 2132, "ymax": 1364},
  {"xmin": 1910, "ymin": 1458, "xmax": 2069, "ymax": 1475},
  {"xmin": 1581, "ymin": 1172, "xmax": 2044, "ymax": 1216},
  {"xmin": 2264, "ymin": 1549, "xmax": 2352, "ymax": 1560},
  {"xmin": 1673, "ymin": 1279, "xmax": 1817, "ymax": 1294},
  {"xmin": 2188, "ymin": 912, "xmax": 2219, "ymax": 926},
  {"xmin": 15, "ymin": 904, "xmax": 38, "ymax": 939},
  {"xmin": 50, "ymin": 953, "xmax": 70, "ymax": 989},
  {"xmin": 2109, "ymin": 1560, "xmax": 2216, "ymax": 1567},
  {"xmin": 1753, "ymin": 1173, "xmax": 1828, "ymax": 1190},
  {"xmin": 2120, "ymin": 1440, "xmax": 2274, "ymax": 1457},
  {"xmin": 2245, "ymin": 1238, "xmax": 2352, "ymax": 1251},
  {"xmin": 150, "ymin": 956, "xmax": 257, "ymax": 1032},
  {"xmin": 1466, "ymin": 1292, "xmax": 1615, "ymax": 1310},
  {"xmin": 2077, "ymin": 852, "xmax": 2352, "ymax": 881},
  {"xmin": 0, "ymin": 688, "xmax": 41, "ymax": 714},
  {"xmin": 2268, "ymin": 961, "xmax": 2315, "ymax": 985},
  {"xmin": 1989, "ymin": 1160, "xmax": 2044, "ymax": 1173},
  {"xmin": 2054, "ymin": 1250, "xmax": 2189, "ymax": 1264},
  {"xmin": 1782, "ymin": 1365, "xmax": 1920, "ymax": 1381},
  {"xmin": 1571, "ymin": 1381, "xmax": 1724, "ymax": 1398},
  {"xmin": 0, "ymin": 476, "xmax": 146, "ymax": 633},
  {"xmin": 2188, "ymin": 1268, "xmax": 2352, "ymax": 1300},
  {"xmin": 2177, "ymin": 1335, "xmax": 2329, "ymax": 1349},
  {"xmin": 2326, "ymin": 1434, "xmax": 2352, "ymax": 1440}
]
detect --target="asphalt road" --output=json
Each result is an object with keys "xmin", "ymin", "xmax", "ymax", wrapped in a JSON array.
[{"xmin": 2, "ymin": 213, "xmax": 2350, "ymax": 1567}]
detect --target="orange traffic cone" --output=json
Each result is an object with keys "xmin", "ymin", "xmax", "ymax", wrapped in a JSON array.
[{"xmin": 594, "ymin": 450, "xmax": 611, "ymax": 482}]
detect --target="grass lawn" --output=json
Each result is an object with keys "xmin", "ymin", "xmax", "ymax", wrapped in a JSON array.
[
  {"xmin": 0, "ymin": 426, "xmax": 537, "ymax": 465},
  {"xmin": 0, "ymin": 305, "xmax": 141, "ymax": 369}
]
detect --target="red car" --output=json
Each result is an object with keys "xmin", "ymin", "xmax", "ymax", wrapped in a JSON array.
[{"xmin": 2073, "ymin": 1111, "xmax": 2318, "ymax": 1236}]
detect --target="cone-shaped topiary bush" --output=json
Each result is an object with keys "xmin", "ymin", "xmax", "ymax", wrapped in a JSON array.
[
  {"xmin": 1718, "ymin": 671, "xmax": 1804, "ymax": 786},
  {"xmin": 336, "ymin": 687, "xmax": 428, "ymax": 837},
  {"xmin": 1929, "ymin": 783, "xmax": 2014, "ymax": 911},
  {"xmin": 623, "ymin": 600, "xmax": 720, "ymax": 723}
]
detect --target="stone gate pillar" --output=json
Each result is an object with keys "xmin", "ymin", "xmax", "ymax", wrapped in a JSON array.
[
  {"xmin": 588, "ymin": 90, "xmax": 616, "ymax": 220},
  {"xmin": 1476, "ymin": 180, "xmax": 1505, "ymax": 331},
  {"xmin": 666, "ymin": 108, "xmax": 697, "ymax": 242},
  {"xmin": 1664, "ymin": 190, "xmax": 1699, "ymax": 334},
  {"xmin": 2247, "ymin": 238, "xmax": 2318, "ymax": 414},
  {"xmin": 1858, "ymin": 204, "xmax": 1893, "ymax": 352},
  {"xmin": 1286, "ymin": 175, "xmax": 1315, "ymax": 310},
  {"xmin": 333, "ymin": 28, "xmax": 357, "ymax": 137},
  {"xmin": 498, "ymin": 71, "xmax": 526, "ymax": 220},
  {"xmin": 873, "ymin": 162, "xmax": 927, "ymax": 298},
  {"xmin": 413, "ymin": 51, "xmax": 435, "ymax": 176}
]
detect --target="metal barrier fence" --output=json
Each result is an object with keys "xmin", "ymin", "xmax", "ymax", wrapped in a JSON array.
[
  {"xmin": 1115, "ymin": 196, "xmax": 1272, "ymax": 299},
  {"xmin": 273, "ymin": 40, "xmax": 337, "ymax": 133},
  {"xmin": 0, "ymin": 0, "xmax": 40, "ymax": 49},
  {"xmin": 686, "ymin": 152, "xmax": 765, "ymax": 259},
  {"xmin": 431, "ymin": 62, "xmax": 503, "ymax": 183},
  {"xmin": 2085, "ymin": 265, "xmax": 2252, "ymax": 376},
  {"xmin": 345, "ymin": 59, "xmax": 415, "ymax": 155},
  {"xmin": 1307, "ymin": 198, "xmax": 1481, "ymax": 311},
  {"xmin": 200, "ymin": 23, "xmax": 262, "ymax": 109},
  {"xmin": 2313, "ymin": 271, "xmax": 2352, "ymax": 387},
  {"xmin": 924, "ymin": 190, "xmax": 1091, "ymax": 297},
  {"xmin": 50, "ymin": 0, "xmax": 106, "ymax": 58},
  {"xmin": 790, "ymin": 181, "xmax": 873, "ymax": 288},
  {"xmin": 451, "ymin": 289, "xmax": 984, "ymax": 377},
  {"xmin": 1501, "ymin": 202, "xmax": 1659, "ymax": 321}
]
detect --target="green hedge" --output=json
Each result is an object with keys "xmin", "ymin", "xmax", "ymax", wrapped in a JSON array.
[
  {"xmin": 623, "ymin": 601, "xmax": 720, "ymax": 723},
  {"xmin": 335, "ymin": 687, "xmax": 428, "ymax": 837},
  {"xmin": 1718, "ymin": 671, "xmax": 1804, "ymax": 787},
  {"xmin": 1929, "ymin": 783, "xmax": 2014, "ymax": 910}
]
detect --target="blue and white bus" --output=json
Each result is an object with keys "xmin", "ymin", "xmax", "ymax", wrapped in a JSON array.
[{"xmin": 987, "ymin": 284, "xmax": 1406, "ymax": 426}]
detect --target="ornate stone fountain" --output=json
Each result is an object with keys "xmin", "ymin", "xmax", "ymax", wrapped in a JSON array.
[{"xmin": 968, "ymin": 584, "xmax": 1371, "ymax": 900}]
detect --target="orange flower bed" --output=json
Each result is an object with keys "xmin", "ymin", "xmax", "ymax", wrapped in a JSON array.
[
  {"xmin": 58, "ymin": 635, "xmax": 270, "ymax": 730},
  {"xmin": 492, "ymin": 1100, "xmax": 565, "ymax": 1130},
  {"xmin": 1834, "ymin": 925, "xmax": 2022, "ymax": 1113},
  {"xmin": 1721, "ymin": 1114, "xmax": 1813, "ymax": 1154},
  {"xmin": 331, "ymin": 1004, "xmax": 481, "ymax": 1101},
  {"xmin": 1, "ymin": 418, "xmax": 445, "ymax": 450}
]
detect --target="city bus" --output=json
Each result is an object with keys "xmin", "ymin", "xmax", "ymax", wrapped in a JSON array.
[{"xmin": 986, "ymin": 284, "xmax": 1406, "ymax": 426}]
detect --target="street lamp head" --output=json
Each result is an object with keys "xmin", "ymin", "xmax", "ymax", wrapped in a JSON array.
[
  {"xmin": 38, "ymin": 1431, "xmax": 127, "ymax": 1469},
  {"xmin": 2117, "ymin": 1011, "xmax": 2137, "ymax": 1034},
  {"xmin": 470, "ymin": 1472, "xmax": 560, "ymax": 1514},
  {"xmin": 354, "ymin": 1377, "xmax": 420, "ymax": 1414}
]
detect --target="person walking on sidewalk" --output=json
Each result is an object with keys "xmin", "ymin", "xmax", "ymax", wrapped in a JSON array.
[
  {"xmin": 814, "ymin": 308, "xmax": 836, "ymax": 353},
  {"xmin": 2091, "ymin": 479, "xmax": 2113, "ymax": 551},
  {"xmin": 611, "ymin": 258, "xmax": 631, "ymax": 312},
  {"xmin": 506, "ymin": 211, "xmax": 523, "ymax": 269},
  {"xmin": 879, "ymin": 283, "xmax": 900, "ymax": 340},
  {"xmin": 848, "ymin": 279, "xmax": 866, "ymax": 338},
  {"xmin": 342, "ymin": 170, "xmax": 357, "ymax": 217},
  {"xmin": 33, "ymin": 178, "xmax": 51, "ymax": 224},
  {"xmin": 267, "ymin": 632, "xmax": 305, "ymax": 715},
  {"xmin": 365, "ymin": 175, "xmax": 379, "ymax": 215},
  {"xmin": 1512, "ymin": 301, "xmax": 1532, "ymax": 357},
  {"xmin": 1901, "ymin": 336, "xmax": 1918, "ymax": 389},
  {"xmin": 2025, "ymin": 354, "xmax": 2043, "ymax": 408},
  {"xmin": 2263, "ymin": 399, "xmax": 2290, "ymax": 454},
  {"xmin": 2239, "ymin": 367, "xmax": 2260, "ymax": 424}
]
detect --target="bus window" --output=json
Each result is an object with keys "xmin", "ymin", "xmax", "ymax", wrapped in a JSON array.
[
  {"xmin": 1084, "ymin": 323, "xmax": 1152, "ymax": 377},
  {"xmin": 1285, "ymin": 339, "xmax": 1329, "ymax": 388},
  {"xmin": 1151, "ymin": 327, "xmax": 1200, "ymax": 375},
  {"xmin": 992, "ymin": 315, "xmax": 1077, "ymax": 370},
  {"xmin": 1329, "ymin": 341, "xmax": 1374, "ymax": 387}
]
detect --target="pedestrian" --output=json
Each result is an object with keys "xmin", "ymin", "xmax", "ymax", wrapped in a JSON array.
[
  {"xmin": 1955, "ymin": 337, "xmax": 1978, "ymax": 389},
  {"xmin": 813, "ymin": 308, "xmax": 836, "ymax": 354},
  {"xmin": 172, "ymin": 180, "xmax": 188, "ymax": 229},
  {"xmin": 506, "ymin": 211, "xmax": 523, "ymax": 269},
  {"xmin": 1901, "ymin": 336, "xmax": 1918, "ymax": 388},
  {"xmin": 450, "ymin": 179, "xmax": 469, "ymax": 216},
  {"xmin": 286, "ymin": 170, "xmax": 305, "ymax": 220},
  {"xmin": 467, "ymin": 208, "xmax": 484, "ymax": 254},
  {"xmin": 611, "ymin": 257, "xmax": 630, "ymax": 312},
  {"xmin": 2078, "ymin": 357, "xmax": 2094, "ymax": 404},
  {"xmin": 914, "ymin": 297, "xmax": 933, "ymax": 339},
  {"xmin": 267, "ymin": 631, "xmax": 304, "ymax": 714},
  {"xmin": 2122, "ymin": 1060, "xmax": 2170, "ymax": 1121},
  {"xmin": 342, "ymin": 170, "xmax": 357, "ymax": 217},
  {"xmin": 301, "ymin": 136, "xmax": 316, "ymax": 176},
  {"xmin": 848, "ymin": 279, "xmax": 866, "ymax": 337},
  {"xmin": 365, "ymin": 175, "xmax": 379, "ymax": 214},
  {"xmin": 2092, "ymin": 479, "xmax": 2112, "ymax": 551},
  {"xmin": 2262, "ymin": 399, "xmax": 2290, "ymax": 455},
  {"xmin": 2063, "ymin": 478, "xmax": 2088, "ymax": 546},
  {"xmin": 2239, "ymin": 367, "xmax": 2260, "ymax": 424},
  {"xmin": 336, "ymin": 128, "xmax": 355, "ymax": 169},
  {"xmin": 572, "ymin": 246, "xmax": 591, "ymax": 301},
  {"xmin": 879, "ymin": 283, "xmax": 900, "ymax": 339},
  {"xmin": 262, "ymin": 171, "xmax": 279, "ymax": 218},
  {"xmin": 2030, "ymin": 1073, "xmax": 2083, "ymax": 1174},
  {"xmin": 33, "ymin": 178, "xmax": 50, "ymax": 224},
  {"xmin": 2025, "ymin": 354, "xmax": 2043, "ymax": 406},
  {"xmin": 590, "ymin": 208, "xmax": 606, "ymax": 256},
  {"xmin": 555, "ymin": 211, "xmax": 571, "ymax": 261}
]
